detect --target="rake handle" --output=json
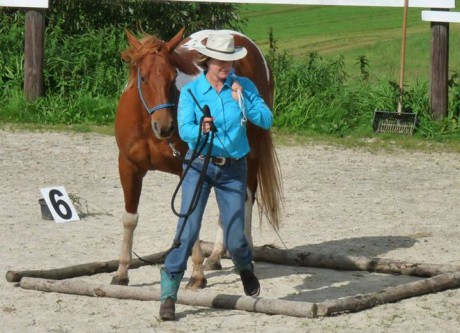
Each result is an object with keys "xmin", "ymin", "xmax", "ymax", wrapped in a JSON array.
[{"xmin": 398, "ymin": 0, "xmax": 409, "ymax": 114}]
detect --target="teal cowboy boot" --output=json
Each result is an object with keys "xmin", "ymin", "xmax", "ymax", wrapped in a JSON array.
[{"xmin": 159, "ymin": 268, "xmax": 183, "ymax": 321}]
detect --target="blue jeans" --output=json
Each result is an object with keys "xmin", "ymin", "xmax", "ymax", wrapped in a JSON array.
[{"xmin": 164, "ymin": 150, "xmax": 252, "ymax": 275}]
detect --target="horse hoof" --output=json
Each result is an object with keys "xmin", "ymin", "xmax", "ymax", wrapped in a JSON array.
[
  {"xmin": 203, "ymin": 259, "xmax": 222, "ymax": 271},
  {"xmin": 111, "ymin": 276, "xmax": 129, "ymax": 286},
  {"xmin": 185, "ymin": 277, "xmax": 207, "ymax": 290}
]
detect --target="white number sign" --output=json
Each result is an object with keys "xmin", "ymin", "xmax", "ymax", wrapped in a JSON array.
[{"xmin": 40, "ymin": 186, "xmax": 80, "ymax": 223}]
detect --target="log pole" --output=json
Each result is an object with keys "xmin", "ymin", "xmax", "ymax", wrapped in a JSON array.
[
  {"xmin": 18, "ymin": 270, "xmax": 460, "ymax": 318},
  {"xmin": 5, "ymin": 251, "xmax": 167, "ymax": 283},
  {"xmin": 19, "ymin": 277, "xmax": 317, "ymax": 318},
  {"xmin": 6, "ymin": 242, "xmax": 460, "ymax": 282},
  {"xmin": 201, "ymin": 241, "xmax": 460, "ymax": 277},
  {"xmin": 317, "ymin": 271, "xmax": 460, "ymax": 316}
]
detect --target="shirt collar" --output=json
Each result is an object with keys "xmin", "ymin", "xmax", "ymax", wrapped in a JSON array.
[{"xmin": 196, "ymin": 69, "xmax": 235, "ymax": 94}]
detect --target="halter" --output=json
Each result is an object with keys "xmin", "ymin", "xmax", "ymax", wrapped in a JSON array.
[{"xmin": 137, "ymin": 68, "xmax": 175, "ymax": 115}]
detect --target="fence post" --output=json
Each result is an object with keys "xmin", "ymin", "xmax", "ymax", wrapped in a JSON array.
[
  {"xmin": 430, "ymin": 13, "xmax": 450, "ymax": 120},
  {"xmin": 24, "ymin": 8, "xmax": 46, "ymax": 102}
]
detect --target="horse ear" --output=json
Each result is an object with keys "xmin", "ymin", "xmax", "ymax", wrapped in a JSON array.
[
  {"xmin": 165, "ymin": 27, "xmax": 185, "ymax": 53},
  {"xmin": 125, "ymin": 29, "xmax": 142, "ymax": 51}
]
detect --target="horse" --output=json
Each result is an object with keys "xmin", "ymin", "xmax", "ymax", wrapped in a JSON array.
[{"xmin": 112, "ymin": 28, "xmax": 283, "ymax": 290}]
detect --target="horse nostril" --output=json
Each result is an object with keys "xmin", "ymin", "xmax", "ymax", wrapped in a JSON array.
[{"xmin": 151, "ymin": 120, "xmax": 175, "ymax": 138}]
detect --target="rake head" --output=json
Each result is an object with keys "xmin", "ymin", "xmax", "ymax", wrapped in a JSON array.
[{"xmin": 372, "ymin": 110, "xmax": 418, "ymax": 135}]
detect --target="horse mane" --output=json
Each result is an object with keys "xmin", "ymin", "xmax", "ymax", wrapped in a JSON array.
[
  {"xmin": 121, "ymin": 34, "xmax": 165, "ymax": 68},
  {"xmin": 120, "ymin": 33, "xmax": 169, "ymax": 92}
]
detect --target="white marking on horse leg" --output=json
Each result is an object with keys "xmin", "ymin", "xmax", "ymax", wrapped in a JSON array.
[
  {"xmin": 115, "ymin": 211, "xmax": 138, "ymax": 281},
  {"xmin": 211, "ymin": 187, "xmax": 254, "ymax": 254},
  {"xmin": 204, "ymin": 219, "xmax": 225, "ymax": 270},
  {"xmin": 186, "ymin": 240, "xmax": 207, "ymax": 290},
  {"xmin": 211, "ymin": 219, "xmax": 225, "ymax": 257},
  {"xmin": 245, "ymin": 188, "xmax": 254, "ymax": 249}
]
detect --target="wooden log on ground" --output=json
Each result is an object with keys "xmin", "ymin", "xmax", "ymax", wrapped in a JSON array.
[
  {"xmin": 19, "ymin": 277, "xmax": 317, "ymax": 318},
  {"xmin": 5, "ymin": 251, "xmax": 167, "ymax": 283},
  {"xmin": 7, "ymin": 242, "xmax": 460, "ymax": 283},
  {"xmin": 316, "ymin": 271, "xmax": 460, "ymax": 316},
  {"xmin": 200, "ymin": 241, "xmax": 460, "ymax": 277}
]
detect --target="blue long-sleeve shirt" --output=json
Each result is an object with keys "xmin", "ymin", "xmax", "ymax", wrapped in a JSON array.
[{"xmin": 177, "ymin": 70, "xmax": 273, "ymax": 159}]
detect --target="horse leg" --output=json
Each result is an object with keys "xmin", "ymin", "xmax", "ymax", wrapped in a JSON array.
[
  {"xmin": 111, "ymin": 155, "xmax": 145, "ymax": 285},
  {"xmin": 243, "ymin": 188, "xmax": 255, "ymax": 249},
  {"xmin": 185, "ymin": 240, "xmax": 207, "ymax": 290},
  {"xmin": 203, "ymin": 220, "xmax": 224, "ymax": 271},
  {"xmin": 111, "ymin": 211, "xmax": 138, "ymax": 285},
  {"xmin": 203, "ymin": 188, "xmax": 254, "ymax": 271}
]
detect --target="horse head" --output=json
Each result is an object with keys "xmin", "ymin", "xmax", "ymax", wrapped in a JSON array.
[{"xmin": 122, "ymin": 29, "xmax": 185, "ymax": 139}]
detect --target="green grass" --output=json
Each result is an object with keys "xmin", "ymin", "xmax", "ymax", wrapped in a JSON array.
[{"xmin": 240, "ymin": 4, "xmax": 460, "ymax": 84}]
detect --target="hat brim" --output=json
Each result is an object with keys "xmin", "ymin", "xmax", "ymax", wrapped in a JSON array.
[{"xmin": 194, "ymin": 45, "xmax": 247, "ymax": 61}]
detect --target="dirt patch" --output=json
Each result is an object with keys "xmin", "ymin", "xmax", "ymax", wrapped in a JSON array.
[{"xmin": 1, "ymin": 130, "xmax": 459, "ymax": 332}]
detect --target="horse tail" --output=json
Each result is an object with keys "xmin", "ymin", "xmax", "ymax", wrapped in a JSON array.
[
  {"xmin": 255, "ymin": 129, "xmax": 283, "ymax": 231},
  {"xmin": 231, "ymin": 31, "xmax": 283, "ymax": 230}
]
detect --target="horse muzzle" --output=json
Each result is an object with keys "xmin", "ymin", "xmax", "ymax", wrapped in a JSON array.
[{"xmin": 151, "ymin": 118, "xmax": 175, "ymax": 139}]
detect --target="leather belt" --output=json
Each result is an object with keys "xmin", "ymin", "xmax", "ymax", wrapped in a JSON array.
[{"xmin": 198, "ymin": 155, "xmax": 241, "ymax": 166}]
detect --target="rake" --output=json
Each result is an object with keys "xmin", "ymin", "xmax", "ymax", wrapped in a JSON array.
[{"xmin": 372, "ymin": 0, "xmax": 418, "ymax": 135}]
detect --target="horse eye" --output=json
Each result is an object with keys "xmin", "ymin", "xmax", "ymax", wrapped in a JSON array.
[{"xmin": 141, "ymin": 76, "xmax": 146, "ymax": 83}]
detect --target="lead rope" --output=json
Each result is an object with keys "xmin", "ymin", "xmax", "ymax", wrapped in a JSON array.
[
  {"xmin": 163, "ymin": 90, "xmax": 219, "ymax": 260},
  {"xmin": 232, "ymin": 74, "xmax": 247, "ymax": 127},
  {"xmin": 237, "ymin": 89, "xmax": 247, "ymax": 127},
  {"xmin": 133, "ymin": 116, "xmax": 214, "ymax": 266},
  {"xmin": 133, "ymin": 89, "xmax": 216, "ymax": 265}
]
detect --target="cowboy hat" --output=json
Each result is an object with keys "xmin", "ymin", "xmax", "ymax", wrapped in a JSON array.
[{"xmin": 194, "ymin": 32, "xmax": 247, "ymax": 61}]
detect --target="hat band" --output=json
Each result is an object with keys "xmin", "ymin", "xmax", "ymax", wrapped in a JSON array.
[{"xmin": 206, "ymin": 46, "xmax": 235, "ymax": 54}]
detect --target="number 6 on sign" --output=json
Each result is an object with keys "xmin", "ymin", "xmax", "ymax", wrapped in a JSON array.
[{"xmin": 40, "ymin": 186, "xmax": 80, "ymax": 223}]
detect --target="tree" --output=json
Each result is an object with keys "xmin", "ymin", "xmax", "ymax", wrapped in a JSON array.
[{"xmin": 45, "ymin": 0, "xmax": 245, "ymax": 38}]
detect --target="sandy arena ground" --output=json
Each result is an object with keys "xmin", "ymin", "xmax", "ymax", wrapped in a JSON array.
[{"xmin": 1, "ymin": 129, "xmax": 459, "ymax": 332}]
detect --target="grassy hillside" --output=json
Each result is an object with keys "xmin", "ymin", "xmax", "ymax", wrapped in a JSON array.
[{"xmin": 240, "ymin": 4, "xmax": 460, "ymax": 84}]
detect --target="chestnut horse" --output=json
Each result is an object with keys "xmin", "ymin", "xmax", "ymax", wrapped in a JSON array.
[{"xmin": 112, "ymin": 28, "xmax": 282, "ymax": 290}]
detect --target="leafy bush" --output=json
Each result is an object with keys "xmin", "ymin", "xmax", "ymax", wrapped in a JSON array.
[
  {"xmin": 2, "ymin": 0, "xmax": 244, "ymax": 38},
  {"xmin": 0, "ymin": 1, "xmax": 243, "ymax": 125},
  {"xmin": 267, "ymin": 48, "xmax": 459, "ymax": 140},
  {"xmin": 0, "ymin": 6, "xmax": 459, "ymax": 141},
  {"xmin": 0, "ymin": 12, "xmax": 25, "ymax": 92},
  {"xmin": 0, "ymin": 13, "xmax": 123, "ymax": 125}
]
